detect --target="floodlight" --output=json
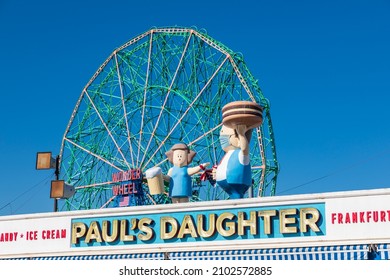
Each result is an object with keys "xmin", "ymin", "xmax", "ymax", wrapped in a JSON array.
[
  {"xmin": 50, "ymin": 180, "xmax": 75, "ymax": 199},
  {"xmin": 36, "ymin": 152, "xmax": 56, "ymax": 170}
]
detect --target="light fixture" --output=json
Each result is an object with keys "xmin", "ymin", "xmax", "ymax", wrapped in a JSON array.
[
  {"xmin": 36, "ymin": 152, "xmax": 56, "ymax": 170},
  {"xmin": 36, "ymin": 152, "xmax": 74, "ymax": 211},
  {"xmin": 50, "ymin": 180, "xmax": 75, "ymax": 199}
]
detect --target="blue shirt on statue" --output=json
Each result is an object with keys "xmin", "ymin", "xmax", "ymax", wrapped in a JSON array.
[
  {"xmin": 169, "ymin": 166, "xmax": 192, "ymax": 197},
  {"xmin": 216, "ymin": 149, "xmax": 252, "ymax": 199}
]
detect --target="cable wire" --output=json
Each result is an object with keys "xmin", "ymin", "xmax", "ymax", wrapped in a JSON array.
[
  {"xmin": 0, "ymin": 173, "xmax": 54, "ymax": 214},
  {"xmin": 278, "ymin": 147, "xmax": 390, "ymax": 195}
]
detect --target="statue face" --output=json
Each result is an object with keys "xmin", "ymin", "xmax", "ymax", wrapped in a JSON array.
[
  {"xmin": 172, "ymin": 149, "xmax": 188, "ymax": 167},
  {"xmin": 219, "ymin": 125, "xmax": 239, "ymax": 151},
  {"xmin": 220, "ymin": 125, "xmax": 235, "ymax": 137}
]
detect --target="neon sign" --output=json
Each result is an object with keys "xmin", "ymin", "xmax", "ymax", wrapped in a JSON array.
[{"xmin": 111, "ymin": 169, "xmax": 143, "ymax": 207}]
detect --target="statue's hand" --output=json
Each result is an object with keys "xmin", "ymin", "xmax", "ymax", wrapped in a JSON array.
[
  {"xmin": 236, "ymin": 124, "xmax": 248, "ymax": 136},
  {"xmin": 212, "ymin": 165, "xmax": 217, "ymax": 180}
]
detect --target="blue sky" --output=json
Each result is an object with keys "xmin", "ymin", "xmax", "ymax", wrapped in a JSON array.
[{"xmin": 0, "ymin": 0, "xmax": 389, "ymax": 215}]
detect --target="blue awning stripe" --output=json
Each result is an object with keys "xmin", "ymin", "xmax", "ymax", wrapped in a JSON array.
[
  {"xmin": 168, "ymin": 245, "xmax": 368, "ymax": 260},
  {"xmin": 31, "ymin": 253, "xmax": 165, "ymax": 260},
  {"xmin": 3, "ymin": 244, "xmax": 372, "ymax": 260},
  {"xmin": 377, "ymin": 244, "xmax": 389, "ymax": 260}
]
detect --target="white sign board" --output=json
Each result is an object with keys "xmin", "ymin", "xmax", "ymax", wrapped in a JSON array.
[{"xmin": 1, "ymin": 188, "xmax": 389, "ymax": 258}]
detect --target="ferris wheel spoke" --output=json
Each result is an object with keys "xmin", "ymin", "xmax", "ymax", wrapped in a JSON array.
[
  {"xmin": 137, "ymin": 31, "xmax": 154, "ymax": 167},
  {"xmin": 143, "ymin": 54, "xmax": 229, "ymax": 169},
  {"xmin": 75, "ymin": 180, "xmax": 114, "ymax": 190},
  {"xmin": 145, "ymin": 193, "xmax": 157, "ymax": 205},
  {"xmin": 84, "ymin": 89, "xmax": 131, "ymax": 170},
  {"xmin": 64, "ymin": 137, "xmax": 124, "ymax": 172},
  {"xmin": 139, "ymin": 32, "xmax": 194, "ymax": 167},
  {"xmin": 114, "ymin": 52, "xmax": 135, "ymax": 168},
  {"xmin": 59, "ymin": 89, "xmax": 88, "ymax": 170},
  {"xmin": 187, "ymin": 124, "xmax": 222, "ymax": 165},
  {"xmin": 255, "ymin": 127, "xmax": 266, "ymax": 195},
  {"xmin": 100, "ymin": 196, "xmax": 116, "ymax": 209}
]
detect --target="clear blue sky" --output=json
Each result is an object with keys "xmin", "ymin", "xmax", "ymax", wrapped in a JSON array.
[{"xmin": 0, "ymin": 0, "xmax": 389, "ymax": 215}]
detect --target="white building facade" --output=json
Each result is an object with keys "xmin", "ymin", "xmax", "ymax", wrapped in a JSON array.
[{"xmin": 1, "ymin": 188, "xmax": 389, "ymax": 260}]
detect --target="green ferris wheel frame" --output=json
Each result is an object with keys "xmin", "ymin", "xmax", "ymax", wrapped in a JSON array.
[{"xmin": 58, "ymin": 27, "xmax": 279, "ymax": 211}]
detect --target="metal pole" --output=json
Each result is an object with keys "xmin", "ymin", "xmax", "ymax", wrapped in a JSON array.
[{"xmin": 54, "ymin": 155, "xmax": 60, "ymax": 212}]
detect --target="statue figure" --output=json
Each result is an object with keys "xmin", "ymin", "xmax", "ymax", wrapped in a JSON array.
[
  {"xmin": 214, "ymin": 124, "xmax": 253, "ymax": 199},
  {"xmin": 164, "ymin": 143, "xmax": 210, "ymax": 203},
  {"xmin": 212, "ymin": 100, "xmax": 263, "ymax": 199}
]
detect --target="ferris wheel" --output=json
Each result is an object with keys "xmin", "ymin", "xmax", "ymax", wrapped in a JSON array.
[{"xmin": 58, "ymin": 27, "xmax": 279, "ymax": 211}]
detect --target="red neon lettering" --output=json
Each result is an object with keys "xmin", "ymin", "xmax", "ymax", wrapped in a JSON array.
[
  {"xmin": 359, "ymin": 212, "xmax": 365, "ymax": 223},
  {"xmin": 366, "ymin": 211, "xmax": 372, "ymax": 222},
  {"xmin": 373, "ymin": 211, "xmax": 379, "ymax": 222},
  {"xmin": 338, "ymin": 213, "xmax": 343, "ymax": 224},
  {"xmin": 332, "ymin": 210, "xmax": 390, "ymax": 225},
  {"xmin": 331, "ymin": 213, "xmax": 336, "ymax": 224},
  {"xmin": 112, "ymin": 183, "xmax": 138, "ymax": 196},
  {"xmin": 345, "ymin": 212, "xmax": 351, "ymax": 223},
  {"xmin": 132, "ymin": 169, "xmax": 141, "ymax": 179},
  {"xmin": 372, "ymin": 211, "xmax": 379, "ymax": 223},
  {"xmin": 381, "ymin": 211, "xmax": 386, "ymax": 222},
  {"xmin": 112, "ymin": 185, "xmax": 119, "ymax": 195},
  {"xmin": 113, "ymin": 171, "xmax": 121, "ymax": 182},
  {"xmin": 26, "ymin": 231, "xmax": 38, "ymax": 240},
  {"xmin": 112, "ymin": 169, "xmax": 141, "ymax": 183},
  {"xmin": 41, "ymin": 229, "xmax": 67, "ymax": 239},
  {"xmin": 352, "ymin": 212, "xmax": 357, "ymax": 223},
  {"xmin": 0, "ymin": 232, "xmax": 18, "ymax": 242}
]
